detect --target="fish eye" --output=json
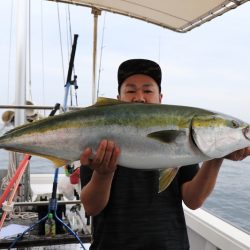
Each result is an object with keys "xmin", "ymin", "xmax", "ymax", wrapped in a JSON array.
[
  {"xmin": 245, "ymin": 126, "xmax": 249, "ymax": 134},
  {"xmin": 231, "ymin": 120, "xmax": 239, "ymax": 128}
]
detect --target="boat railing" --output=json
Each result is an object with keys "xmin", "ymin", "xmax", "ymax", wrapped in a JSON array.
[
  {"xmin": 0, "ymin": 104, "xmax": 83, "ymax": 111},
  {"xmin": 184, "ymin": 205, "xmax": 250, "ymax": 250}
]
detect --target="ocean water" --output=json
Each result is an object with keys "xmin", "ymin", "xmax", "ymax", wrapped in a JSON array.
[
  {"xmin": 202, "ymin": 157, "xmax": 250, "ymax": 234},
  {"xmin": 0, "ymin": 149, "xmax": 250, "ymax": 234}
]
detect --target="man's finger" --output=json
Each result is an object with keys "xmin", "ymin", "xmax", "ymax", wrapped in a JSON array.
[
  {"xmin": 245, "ymin": 147, "xmax": 250, "ymax": 156},
  {"xmin": 80, "ymin": 147, "xmax": 92, "ymax": 165},
  {"xmin": 226, "ymin": 148, "xmax": 250, "ymax": 161},
  {"xmin": 92, "ymin": 140, "xmax": 108, "ymax": 166},
  {"xmin": 108, "ymin": 146, "xmax": 120, "ymax": 170},
  {"xmin": 102, "ymin": 141, "xmax": 116, "ymax": 167}
]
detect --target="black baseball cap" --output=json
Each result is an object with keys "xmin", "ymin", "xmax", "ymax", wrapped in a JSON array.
[{"xmin": 117, "ymin": 59, "xmax": 162, "ymax": 93}]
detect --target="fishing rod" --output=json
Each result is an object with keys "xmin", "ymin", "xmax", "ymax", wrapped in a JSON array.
[
  {"xmin": 63, "ymin": 34, "xmax": 78, "ymax": 111},
  {"xmin": 48, "ymin": 33, "xmax": 87, "ymax": 250}
]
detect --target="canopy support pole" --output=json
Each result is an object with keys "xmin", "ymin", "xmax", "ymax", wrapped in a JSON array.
[{"xmin": 91, "ymin": 8, "xmax": 101, "ymax": 104}]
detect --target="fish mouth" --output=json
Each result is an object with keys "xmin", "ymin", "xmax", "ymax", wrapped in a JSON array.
[{"xmin": 243, "ymin": 126, "xmax": 250, "ymax": 140}]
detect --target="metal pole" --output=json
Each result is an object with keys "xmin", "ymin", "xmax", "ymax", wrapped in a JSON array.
[
  {"xmin": 91, "ymin": 8, "xmax": 101, "ymax": 104},
  {"xmin": 15, "ymin": 0, "xmax": 27, "ymax": 126},
  {"xmin": 15, "ymin": 0, "xmax": 31, "ymax": 203}
]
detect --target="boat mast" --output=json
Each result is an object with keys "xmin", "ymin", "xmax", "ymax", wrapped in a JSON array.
[{"xmin": 15, "ymin": 0, "xmax": 31, "ymax": 202}]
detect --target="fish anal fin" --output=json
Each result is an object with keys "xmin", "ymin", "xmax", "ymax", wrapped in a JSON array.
[
  {"xmin": 148, "ymin": 130, "xmax": 185, "ymax": 143},
  {"xmin": 43, "ymin": 155, "xmax": 69, "ymax": 167},
  {"xmin": 159, "ymin": 168, "xmax": 179, "ymax": 193}
]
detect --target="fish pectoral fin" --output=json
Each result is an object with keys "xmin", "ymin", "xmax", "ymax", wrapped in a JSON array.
[
  {"xmin": 159, "ymin": 168, "xmax": 178, "ymax": 193},
  {"xmin": 148, "ymin": 130, "xmax": 185, "ymax": 143}
]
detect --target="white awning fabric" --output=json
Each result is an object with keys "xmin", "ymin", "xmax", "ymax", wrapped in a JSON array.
[{"xmin": 47, "ymin": 0, "xmax": 249, "ymax": 32}]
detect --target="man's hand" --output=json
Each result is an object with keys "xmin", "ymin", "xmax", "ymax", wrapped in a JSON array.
[
  {"xmin": 80, "ymin": 139, "xmax": 120, "ymax": 175},
  {"xmin": 80, "ymin": 140, "xmax": 121, "ymax": 215},
  {"xmin": 225, "ymin": 147, "xmax": 250, "ymax": 161}
]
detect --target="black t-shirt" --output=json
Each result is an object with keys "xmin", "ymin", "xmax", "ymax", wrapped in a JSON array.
[{"xmin": 81, "ymin": 164, "xmax": 199, "ymax": 250}]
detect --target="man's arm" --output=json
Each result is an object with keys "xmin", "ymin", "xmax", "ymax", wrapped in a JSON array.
[
  {"xmin": 80, "ymin": 140, "xmax": 120, "ymax": 216},
  {"xmin": 182, "ymin": 147, "xmax": 250, "ymax": 210}
]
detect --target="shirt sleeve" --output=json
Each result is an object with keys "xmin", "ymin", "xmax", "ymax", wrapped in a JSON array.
[
  {"xmin": 177, "ymin": 164, "xmax": 199, "ymax": 185},
  {"xmin": 80, "ymin": 165, "xmax": 93, "ymax": 188}
]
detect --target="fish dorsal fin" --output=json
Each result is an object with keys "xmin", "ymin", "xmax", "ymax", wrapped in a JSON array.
[
  {"xmin": 148, "ymin": 130, "xmax": 185, "ymax": 143},
  {"xmin": 94, "ymin": 97, "xmax": 125, "ymax": 107},
  {"xmin": 159, "ymin": 168, "xmax": 179, "ymax": 193}
]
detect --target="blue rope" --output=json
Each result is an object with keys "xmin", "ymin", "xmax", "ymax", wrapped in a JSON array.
[{"xmin": 8, "ymin": 215, "xmax": 48, "ymax": 249}]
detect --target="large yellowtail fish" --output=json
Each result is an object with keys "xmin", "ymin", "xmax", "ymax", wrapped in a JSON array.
[{"xmin": 0, "ymin": 98, "xmax": 249, "ymax": 191}]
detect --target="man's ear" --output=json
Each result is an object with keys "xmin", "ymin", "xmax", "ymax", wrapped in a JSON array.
[
  {"xmin": 159, "ymin": 93, "xmax": 163, "ymax": 103},
  {"xmin": 117, "ymin": 95, "xmax": 121, "ymax": 100}
]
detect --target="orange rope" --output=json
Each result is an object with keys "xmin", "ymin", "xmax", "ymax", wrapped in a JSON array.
[
  {"xmin": 0, "ymin": 154, "xmax": 30, "ymax": 208},
  {"xmin": 0, "ymin": 154, "xmax": 30, "ymax": 230}
]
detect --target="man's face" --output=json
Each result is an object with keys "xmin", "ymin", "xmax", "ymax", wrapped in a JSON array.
[{"xmin": 118, "ymin": 74, "xmax": 162, "ymax": 104}]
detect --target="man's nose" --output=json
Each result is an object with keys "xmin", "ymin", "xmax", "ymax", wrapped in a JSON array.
[{"xmin": 133, "ymin": 92, "xmax": 146, "ymax": 103}]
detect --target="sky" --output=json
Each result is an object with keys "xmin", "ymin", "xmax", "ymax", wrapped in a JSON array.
[{"xmin": 0, "ymin": 0, "xmax": 250, "ymax": 123}]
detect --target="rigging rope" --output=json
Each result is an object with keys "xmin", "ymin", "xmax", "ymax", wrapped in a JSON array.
[
  {"xmin": 40, "ymin": 0, "xmax": 46, "ymax": 116},
  {"xmin": 1, "ymin": 152, "xmax": 18, "ymax": 194},
  {"xmin": 65, "ymin": 5, "xmax": 73, "ymax": 107},
  {"xmin": 97, "ymin": 11, "xmax": 106, "ymax": 98},
  {"xmin": 66, "ymin": 5, "xmax": 73, "ymax": 61},
  {"xmin": 57, "ymin": 3, "xmax": 66, "ymax": 85},
  {"xmin": 66, "ymin": 4, "xmax": 79, "ymax": 107},
  {"xmin": 57, "ymin": 3, "xmax": 79, "ymax": 108},
  {"xmin": 65, "ymin": 4, "xmax": 78, "ymax": 107}
]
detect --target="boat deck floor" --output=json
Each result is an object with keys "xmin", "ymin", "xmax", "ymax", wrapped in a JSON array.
[{"xmin": 0, "ymin": 214, "xmax": 91, "ymax": 249}]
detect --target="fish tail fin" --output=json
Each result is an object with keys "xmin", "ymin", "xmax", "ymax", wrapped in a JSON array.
[{"xmin": 159, "ymin": 168, "xmax": 178, "ymax": 193}]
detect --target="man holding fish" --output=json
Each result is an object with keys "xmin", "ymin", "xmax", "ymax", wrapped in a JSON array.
[
  {"xmin": 0, "ymin": 58, "xmax": 249, "ymax": 249},
  {"xmin": 80, "ymin": 59, "xmax": 250, "ymax": 250}
]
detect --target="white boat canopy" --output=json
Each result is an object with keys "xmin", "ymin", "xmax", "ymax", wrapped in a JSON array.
[{"xmin": 48, "ymin": 0, "xmax": 249, "ymax": 32}]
